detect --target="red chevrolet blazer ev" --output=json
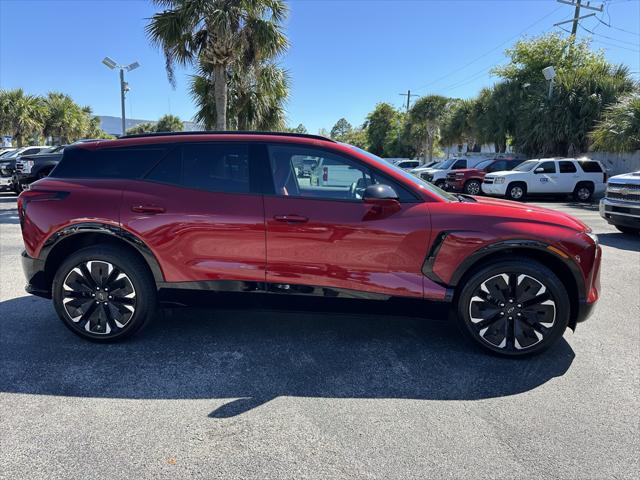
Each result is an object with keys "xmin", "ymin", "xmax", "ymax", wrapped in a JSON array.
[{"xmin": 17, "ymin": 132, "xmax": 601, "ymax": 356}]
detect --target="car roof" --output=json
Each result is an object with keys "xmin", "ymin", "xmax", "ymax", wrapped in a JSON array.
[{"xmin": 74, "ymin": 132, "xmax": 337, "ymax": 151}]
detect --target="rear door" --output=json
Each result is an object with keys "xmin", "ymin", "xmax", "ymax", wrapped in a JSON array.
[
  {"xmin": 558, "ymin": 160, "xmax": 579, "ymax": 192},
  {"xmin": 263, "ymin": 144, "xmax": 430, "ymax": 298},
  {"xmin": 120, "ymin": 142, "xmax": 266, "ymax": 284}
]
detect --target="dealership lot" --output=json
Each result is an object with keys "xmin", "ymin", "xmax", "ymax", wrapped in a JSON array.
[{"xmin": 0, "ymin": 193, "xmax": 638, "ymax": 479}]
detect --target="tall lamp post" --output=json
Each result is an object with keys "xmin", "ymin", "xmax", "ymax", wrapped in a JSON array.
[{"xmin": 102, "ymin": 57, "xmax": 140, "ymax": 136}]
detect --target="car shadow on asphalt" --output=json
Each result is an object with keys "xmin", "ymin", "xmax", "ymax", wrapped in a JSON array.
[
  {"xmin": 0, "ymin": 294, "xmax": 575, "ymax": 418},
  {"xmin": 597, "ymin": 232, "xmax": 640, "ymax": 252},
  {"xmin": 0, "ymin": 207, "xmax": 19, "ymax": 224},
  {"xmin": 0, "ymin": 193, "xmax": 18, "ymax": 203}
]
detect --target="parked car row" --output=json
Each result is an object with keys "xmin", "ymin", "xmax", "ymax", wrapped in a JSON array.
[
  {"xmin": 0, "ymin": 146, "xmax": 52, "ymax": 192},
  {"xmin": 412, "ymin": 156, "xmax": 608, "ymax": 202},
  {"xmin": 0, "ymin": 142, "xmax": 107, "ymax": 193}
]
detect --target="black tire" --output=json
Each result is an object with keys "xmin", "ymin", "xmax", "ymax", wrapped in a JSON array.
[
  {"xmin": 455, "ymin": 257, "xmax": 569, "ymax": 357},
  {"xmin": 434, "ymin": 179, "xmax": 446, "ymax": 189},
  {"xmin": 464, "ymin": 179, "xmax": 482, "ymax": 195},
  {"xmin": 12, "ymin": 184, "xmax": 22, "ymax": 194},
  {"xmin": 52, "ymin": 245, "xmax": 157, "ymax": 342},
  {"xmin": 615, "ymin": 225, "xmax": 639, "ymax": 235},
  {"xmin": 505, "ymin": 182, "xmax": 526, "ymax": 201},
  {"xmin": 573, "ymin": 182, "xmax": 594, "ymax": 202}
]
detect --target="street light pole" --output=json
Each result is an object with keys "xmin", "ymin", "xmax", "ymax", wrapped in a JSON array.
[
  {"xmin": 102, "ymin": 57, "xmax": 140, "ymax": 137},
  {"xmin": 119, "ymin": 68, "xmax": 126, "ymax": 136}
]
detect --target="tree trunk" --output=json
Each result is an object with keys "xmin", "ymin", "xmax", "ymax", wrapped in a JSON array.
[{"xmin": 213, "ymin": 64, "xmax": 227, "ymax": 131}]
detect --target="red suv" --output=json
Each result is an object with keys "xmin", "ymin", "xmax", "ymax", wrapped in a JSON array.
[
  {"xmin": 18, "ymin": 133, "xmax": 601, "ymax": 356},
  {"xmin": 445, "ymin": 158, "xmax": 525, "ymax": 195}
]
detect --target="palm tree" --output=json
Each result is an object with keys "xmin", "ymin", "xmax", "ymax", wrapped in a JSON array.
[
  {"xmin": 147, "ymin": 0, "xmax": 288, "ymax": 130},
  {"xmin": 190, "ymin": 60, "xmax": 288, "ymax": 130},
  {"xmin": 156, "ymin": 114, "xmax": 184, "ymax": 132},
  {"xmin": 590, "ymin": 94, "xmax": 640, "ymax": 153},
  {"xmin": 408, "ymin": 95, "xmax": 449, "ymax": 162},
  {"xmin": 0, "ymin": 89, "xmax": 47, "ymax": 146},
  {"xmin": 43, "ymin": 92, "xmax": 89, "ymax": 144}
]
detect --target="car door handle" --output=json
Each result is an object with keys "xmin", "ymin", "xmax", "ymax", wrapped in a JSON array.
[
  {"xmin": 273, "ymin": 214, "xmax": 308, "ymax": 223},
  {"xmin": 131, "ymin": 205, "xmax": 165, "ymax": 214}
]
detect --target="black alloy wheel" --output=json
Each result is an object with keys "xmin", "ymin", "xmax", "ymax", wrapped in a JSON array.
[
  {"xmin": 457, "ymin": 258, "xmax": 569, "ymax": 356},
  {"xmin": 52, "ymin": 245, "xmax": 156, "ymax": 341}
]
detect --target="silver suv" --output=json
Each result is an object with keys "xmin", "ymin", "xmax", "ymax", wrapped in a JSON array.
[{"xmin": 599, "ymin": 171, "xmax": 640, "ymax": 234}]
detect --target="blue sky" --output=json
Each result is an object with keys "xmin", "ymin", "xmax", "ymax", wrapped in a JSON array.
[{"xmin": 1, "ymin": 0, "xmax": 638, "ymax": 133}]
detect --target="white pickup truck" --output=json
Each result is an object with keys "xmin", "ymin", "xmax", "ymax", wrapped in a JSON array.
[{"xmin": 599, "ymin": 171, "xmax": 640, "ymax": 234}]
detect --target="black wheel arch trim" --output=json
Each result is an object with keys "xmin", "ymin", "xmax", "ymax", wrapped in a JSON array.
[
  {"xmin": 39, "ymin": 222, "xmax": 165, "ymax": 284},
  {"xmin": 422, "ymin": 233, "xmax": 587, "ymax": 301}
]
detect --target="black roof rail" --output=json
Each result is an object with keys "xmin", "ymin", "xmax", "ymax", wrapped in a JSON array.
[{"xmin": 119, "ymin": 130, "xmax": 336, "ymax": 142}]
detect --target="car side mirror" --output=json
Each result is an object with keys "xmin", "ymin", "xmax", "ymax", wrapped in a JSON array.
[
  {"xmin": 534, "ymin": 167, "xmax": 545, "ymax": 174},
  {"xmin": 363, "ymin": 184, "xmax": 399, "ymax": 204}
]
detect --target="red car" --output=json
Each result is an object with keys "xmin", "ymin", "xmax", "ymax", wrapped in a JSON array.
[
  {"xmin": 445, "ymin": 158, "xmax": 525, "ymax": 195},
  {"xmin": 18, "ymin": 132, "xmax": 601, "ymax": 356}
]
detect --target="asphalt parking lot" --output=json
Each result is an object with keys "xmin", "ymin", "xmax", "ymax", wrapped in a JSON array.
[{"xmin": 0, "ymin": 192, "xmax": 638, "ymax": 480}]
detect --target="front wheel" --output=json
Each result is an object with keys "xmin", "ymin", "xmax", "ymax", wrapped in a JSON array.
[
  {"xmin": 52, "ymin": 245, "xmax": 157, "ymax": 342},
  {"xmin": 505, "ymin": 182, "xmax": 526, "ymax": 201},
  {"xmin": 456, "ymin": 258, "xmax": 569, "ymax": 356},
  {"xmin": 434, "ymin": 179, "xmax": 446, "ymax": 189},
  {"xmin": 464, "ymin": 179, "xmax": 482, "ymax": 195}
]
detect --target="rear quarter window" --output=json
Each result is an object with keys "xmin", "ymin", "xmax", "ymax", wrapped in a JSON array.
[
  {"xmin": 578, "ymin": 161, "xmax": 603, "ymax": 173},
  {"xmin": 51, "ymin": 145, "xmax": 169, "ymax": 179}
]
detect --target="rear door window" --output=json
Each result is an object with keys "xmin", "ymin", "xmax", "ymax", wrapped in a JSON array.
[
  {"xmin": 181, "ymin": 143, "xmax": 250, "ymax": 194},
  {"xmin": 559, "ymin": 161, "xmax": 577, "ymax": 173},
  {"xmin": 486, "ymin": 160, "xmax": 507, "ymax": 172}
]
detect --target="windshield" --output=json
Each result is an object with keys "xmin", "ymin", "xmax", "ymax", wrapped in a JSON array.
[
  {"xmin": 474, "ymin": 159, "xmax": 494, "ymax": 170},
  {"xmin": 513, "ymin": 160, "xmax": 538, "ymax": 172},
  {"xmin": 3, "ymin": 149, "xmax": 22, "ymax": 158},
  {"xmin": 0, "ymin": 150, "xmax": 15, "ymax": 158},
  {"xmin": 343, "ymin": 144, "xmax": 457, "ymax": 201}
]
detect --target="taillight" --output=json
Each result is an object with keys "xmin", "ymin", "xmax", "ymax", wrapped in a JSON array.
[
  {"xmin": 603, "ymin": 171, "xmax": 608, "ymax": 183},
  {"xmin": 323, "ymin": 167, "xmax": 328, "ymax": 182}
]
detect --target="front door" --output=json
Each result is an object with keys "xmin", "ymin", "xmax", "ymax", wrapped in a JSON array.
[
  {"xmin": 263, "ymin": 144, "xmax": 430, "ymax": 298},
  {"xmin": 120, "ymin": 142, "xmax": 266, "ymax": 284},
  {"xmin": 530, "ymin": 160, "xmax": 558, "ymax": 193}
]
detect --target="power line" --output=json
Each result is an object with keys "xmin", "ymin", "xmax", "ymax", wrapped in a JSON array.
[
  {"xmin": 579, "ymin": 23, "xmax": 640, "ymax": 45},
  {"xmin": 411, "ymin": 6, "xmax": 564, "ymax": 93},
  {"xmin": 595, "ymin": 17, "xmax": 640, "ymax": 36},
  {"xmin": 591, "ymin": 38, "xmax": 640, "ymax": 52},
  {"xmin": 398, "ymin": 90, "xmax": 420, "ymax": 112}
]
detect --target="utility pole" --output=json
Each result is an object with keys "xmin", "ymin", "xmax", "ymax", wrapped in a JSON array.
[
  {"xmin": 555, "ymin": 0, "xmax": 603, "ymax": 37},
  {"xmin": 399, "ymin": 90, "xmax": 419, "ymax": 112}
]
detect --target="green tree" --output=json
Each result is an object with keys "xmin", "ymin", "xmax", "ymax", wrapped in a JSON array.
[
  {"xmin": 364, "ymin": 103, "xmax": 400, "ymax": 156},
  {"xmin": 440, "ymin": 98, "xmax": 475, "ymax": 153},
  {"xmin": 493, "ymin": 33, "xmax": 636, "ymax": 156},
  {"xmin": 407, "ymin": 95, "xmax": 449, "ymax": 162},
  {"xmin": 42, "ymin": 92, "xmax": 90, "ymax": 144},
  {"xmin": 126, "ymin": 122, "xmax": 157, "ymax": 135},
  {"xmin": 341, "ymin": 128, "xmax": 369, "ymax": 150},
  {"xmin": 284, "ymin": 123, "xmax": 307, "ymax": 134},
  {"xmin": 330, "ymin": 118, "xmax": 352, "ymax": 140},
  {"xmin": 156, "ymin": 114, "xmax": 184, "ymax": 132},
  {"xmin": 590, "ymin": 94, "xmax": 640, "ymax": 153},
  {"xmin": 0, "ymin": 88, "xmax": 47, "ymax": 146},
  {"xmin": 191, "ymin": 61, "xmax": 288, "ymax": 130},
  {"xmin": 147, "ymin": 0, "xmax": 288, "ymax": 130}
]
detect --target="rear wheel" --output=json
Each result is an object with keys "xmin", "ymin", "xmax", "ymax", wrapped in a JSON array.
[
  {"xmin": 505, "ymin": 182, "xmax": 526, "ymax": 201},
  {"xmin": 573, "ymin": 182, "xmax": 593, "ymax": 202},
  {"xmin": 52, "ymin": 245, "xmax": 156, "ymax": 342},
  {"xmin": 456, "ymin": 258, "xmax": 569, "ymax": 356},
  {"xmin": 464, "ymin": 179, "xmax": 482, "ymax": 195}
]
